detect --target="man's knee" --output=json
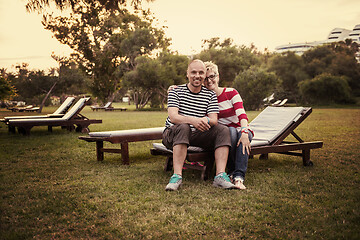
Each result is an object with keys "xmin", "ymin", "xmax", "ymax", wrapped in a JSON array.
[
  {"xmin": 163, "ymin": 124, "xmax": 191, "ymax": 149},
  {"xmin": 176, "ymin": 123, "xmax": 191, "ymax": 134},
  {"xmin": 214, "ymin": 124, "xmax": 230, "ymax": 138},
  {"xmin": 212, "ymin": 124, "xmax": 231, "ymax": 148}
]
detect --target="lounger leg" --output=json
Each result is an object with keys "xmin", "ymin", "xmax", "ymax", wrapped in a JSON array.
[
  {"xmin": 164, "ymin": 156, "xmax": 173, "ymax": 171},
  {"xmin": 48, "ymin": 126, "xmax": 52, "ymax": 132},
  {"xmin": 302, "ymin": 149, "xmax": 313, "ymax": 166},
  {"xmin": 8, "ymin": 126, "xmax": 16, "ymax": 133},
  {"xmin": 96, "ymin": 141, "xmax": 104, "ymax": 161},
  {"xmin": 260, "ymin": 154, "xmax": 269, "ymax": 160},
  {"xmin": 204, "ymin": 155, "xmax": 215, "ymax": 181},
  {"xmin": 18, "ymin": 127, "xmax": 31, "ymax": 135},
  {"xmin": 121, "ymin": 142, "xmax": 129, "ymax": 165}
]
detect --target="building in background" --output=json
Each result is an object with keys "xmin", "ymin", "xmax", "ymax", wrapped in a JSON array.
[{"xmin": 275, "ymin": 24, "xmax": 360, "ymax": 61}]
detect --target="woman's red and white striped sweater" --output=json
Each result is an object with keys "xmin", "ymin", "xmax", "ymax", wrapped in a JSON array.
[{"xmin": 217, "ymin": 87, "xmax": 249, "ymax": 132}]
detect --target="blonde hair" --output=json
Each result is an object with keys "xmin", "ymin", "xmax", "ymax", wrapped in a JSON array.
[{"xmin": 204, "ymin": 61, "xmax": 219, "ymax": 75}]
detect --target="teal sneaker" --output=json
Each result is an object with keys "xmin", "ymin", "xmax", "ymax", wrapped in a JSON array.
[
  {"xmin": 165, "ymin": 174, "xmax": 182, "ymax": 191},
  {"xmin": 213, "ymin": 172, "xmax": 236, "ymax": 189}
]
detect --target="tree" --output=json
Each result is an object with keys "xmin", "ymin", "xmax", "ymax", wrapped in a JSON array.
[
  {"xmin": 197, "ymin": 38, "xmax": 261, "ymax": 87},
  {"xmin": 268, "ymin": 52, "xmax": 309, "ymax": 103},
  {"xmin": 299, "ymin": 73, "xmax": 355, "ymax": 105},
  {"xmin": 156, "ymin": 52, "xmax": 189, "ymax": 108},
  {"xmin": 0, "ymin": 70, "xmax": 17, "ymax": 102},
  {"xmin": 41, "ymin": 1, "xmax": 169, "ymax": 103},
  {"xmin": 26, "ymin": 0, "xmax": 151, "ymax": 12},
  {"xmin": 302, "ymin": 41, "xmax": 360, "ymax": 96},
  {"xmin": 233, "ymin": 65, "xmax": 278, "ymax": 110},
  {"xmin": 123, "ymin": 52, "xmax": 188, "ymax": 109},
  {"xmin": 9, "ymin": 64, "xmax": 59, "ymax": 112},
  {"xmin": 123, "ymin": 56, "xmax": 160, "ymax": 109}
]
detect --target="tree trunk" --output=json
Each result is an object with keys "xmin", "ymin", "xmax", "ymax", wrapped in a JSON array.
[{"xmin": 38, "ymin": 81, "xmax": 57, "ymax": 113}]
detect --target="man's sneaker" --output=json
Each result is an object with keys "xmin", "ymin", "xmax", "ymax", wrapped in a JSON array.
[
  {"xmin": 165, "ymin": 174, "xmax": 182, "ymax": 191},
  {"xmin": 234, "ymin": 177, "xmax": 246, "ymax": 190},
  {"xmin": 213, "ymin": 172, "xmax": 236, "ymax": 189}
]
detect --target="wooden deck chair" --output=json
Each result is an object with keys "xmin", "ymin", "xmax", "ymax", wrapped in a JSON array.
[
  {"xmin": 10, "ymin": 105, "xmax": 34, "ymax": 112},
  {"xmin": 90, "ymin": 102, "xmax": 112, "ymax": 111},
  {"xmin": 151, "ymin": 106, "xmax": 323, "ymax": 180},
  {"xmin": 271, "ymin": 100, "xmax": 281, "ymax": 106},
  {"xmin": 1, "ymin": 97, "xmax": 75, "ymax": 123},
  {"xmin": 79, "ymin": 127, "xmax": 165, "ymax": 165},
  {"xmin": 24, "ymin": 106, "xmax": 40, "ymax": 112},
  {"xmin": 249, "ymin": 106, "xmax": 322, "ymax": 166},
  {"xmin": 79, "ymin": 126, "xmax": 212, "ymax": 179},
  {"xmin": 5, "ymin": 97, "xmax": 102, "ymax": 135},
  {"xmin": 273, "ymin": 99, "xmax": 288, "ymax": 107}
]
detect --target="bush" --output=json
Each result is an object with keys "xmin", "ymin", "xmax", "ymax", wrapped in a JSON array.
[
  {"xmin": 233, "ymin": 66, "xmax": 277, "ymax": 110},
  {"xmin": 299, "ymin": 73, "xmax": 355, "ymax": 104}
]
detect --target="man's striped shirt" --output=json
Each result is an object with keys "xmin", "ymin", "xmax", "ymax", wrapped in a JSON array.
[{"xmin": 165, "ymin": 84, "xmax": 219, "ymax": 131}]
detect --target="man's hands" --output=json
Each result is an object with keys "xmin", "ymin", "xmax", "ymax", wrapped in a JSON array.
[
  {"xmin": 168, "ymin": 108, "xmax": 217, "ymax": 132},
  {"xmin": 192, "ymin": 117, "xmax": 211, "ymax": 132}
]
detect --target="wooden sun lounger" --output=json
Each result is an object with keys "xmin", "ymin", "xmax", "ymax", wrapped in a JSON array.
[
  {"xmin": 79, "ymin": 127, "xmax": 164, "ymax": 164},
  {"xmin": 9, "ymin": 105, "xmax": 34, "ymax": 112},
  {"xmin": 5, "ymin": 97, "xmax": 102, "ymax": 135},
  {"xmin": 1, "ymin": 97, "xmax": 75, "ymax": 123},
  {"xmin": 104, "ymin": 107, "xmax": 127, "ymax": 111},
  {"xmin": 151, "ymin": 107, "xmax": 323, "ymax": 180},
  {"xmin": 78, "ymin": 126, "xmax": 212, "ymax": 179},
  {"xmin": 90, "ymin": 102, "xmax": 112, "ymax": 111}
]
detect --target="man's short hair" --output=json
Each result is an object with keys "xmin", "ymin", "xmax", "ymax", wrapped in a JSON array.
[{"xmin": 187, "ymin": 59, "xmax": 206, "ymax": 71}]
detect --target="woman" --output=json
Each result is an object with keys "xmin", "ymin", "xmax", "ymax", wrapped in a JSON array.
[{"xmin": 203, "ymin": 61, "xmax": 253, "ymax": 190}]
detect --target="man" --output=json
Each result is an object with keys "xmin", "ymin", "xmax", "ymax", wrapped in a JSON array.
[{"xmin": 163, "ymin": 59, "xmax": 236, "ymax": 191}]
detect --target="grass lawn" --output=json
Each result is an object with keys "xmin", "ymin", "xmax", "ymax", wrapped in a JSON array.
[{"xmin": 0, "ymin": 105, "xmax": 359, "ymax": 239}]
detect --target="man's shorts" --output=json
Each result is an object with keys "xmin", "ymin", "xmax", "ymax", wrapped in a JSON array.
[{"xmin": 162, "ymin": 123, "xmax": 231, "ymax": 151}]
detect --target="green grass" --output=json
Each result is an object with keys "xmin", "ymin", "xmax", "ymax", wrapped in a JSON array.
[{"xmin": 0, "ymin": 106, "xmax": 359, "ymax": 239}]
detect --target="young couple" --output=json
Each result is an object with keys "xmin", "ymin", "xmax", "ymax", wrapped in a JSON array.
[{"xmin": 163, "ymin": 59, "xmax": 253, "ymax": 191}]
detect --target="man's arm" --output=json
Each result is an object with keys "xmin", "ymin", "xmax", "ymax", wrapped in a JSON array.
[{"xmin": 168, "ymin": 107, "xmax": 216, "ymax": 132}]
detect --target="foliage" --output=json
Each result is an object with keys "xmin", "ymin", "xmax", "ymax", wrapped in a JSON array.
[
  {"xmin": 6, "ymin": 64, "xmax": 58, "ymax": 106},
  {"xmin": 42, "ymin": 1, "xmax": 170, "ymax": 103},
  {"xmin": 123, "ymin": 56, "xmax": 162, "ymax": 109},
  {"xmin": 233, "ymin": 65, "xmax": 278, "ymax": 110},
  {"xmin": 299, "ymin": 73, "xmax": 355, "ymax": 105},
  {"xmin": 268, "ymin": 52, "xmax": 309, "ymax": 103},
  {"xmin": 26, "ymin": 0, "xmax": 149, "ymax": 12},
  {"xmin": 123, "ymin": 53, "xmax": 188, "ymax": 109},
  {"xmin": 197, "ymin": 38, "xmax": 262, "ymax": 87},
  {"xmin": 302, "ymin": 41, "xmax": 360, "ymax": 96},
  {"xmin": 155, "ymin": 52, "xmax": 189, "ymax": 107},
  {"xmin": 0, "ymin": 70, "xmax": 17, "ymax": 101}
]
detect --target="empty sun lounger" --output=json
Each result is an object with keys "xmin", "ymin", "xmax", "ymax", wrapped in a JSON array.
[
  {"xmin": 104, "ymin": 107, "xmax": 127, "ymax": 111},
  {"xmin": 79, "ymin": 127, "xmax": 165, "ymax": 164},
  {"xmin": 9, "ymin": 105, "xmax": 34, "ymax": 112},
  {"xmin": 248, "ymin": 106, "xmax": 322, "ymax": 165},
  {"xmin": 5, "ymin": 97, "xmax": 102, "ymax": 135},
  {"xmin": 151, "ymin": 106, "xmax": 323, "ymax": 180},
  {"xmin": 272, "ymin": 99, "xmax": 288, "ymax": 107},
  {"xmin": 1, "ymin": 97, "xmax": 75, "ymax": 123},
  {"xmin": 90, "ymin": 102, "xmax": 112, "ymax": 111}
]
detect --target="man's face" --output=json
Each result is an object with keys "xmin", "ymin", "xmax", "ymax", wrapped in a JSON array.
[{"xmin": 187, "ymin": 61, "xmax": 206, "ymax": 88}]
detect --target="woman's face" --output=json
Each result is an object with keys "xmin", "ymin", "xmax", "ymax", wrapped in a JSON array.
[{"xmin": 204, "ymin": 70, "xmax": 219, "ymax": 90}]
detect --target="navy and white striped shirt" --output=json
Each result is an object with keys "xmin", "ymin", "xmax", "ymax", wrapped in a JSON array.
[{"xmin": 165, "ymin": 84, "xmax": 219, "ymax": 131}]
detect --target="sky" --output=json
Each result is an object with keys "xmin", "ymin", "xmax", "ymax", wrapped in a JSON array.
[{"xmin": 0, "ymin": 0, "xmax": 359, "ymax": 71}]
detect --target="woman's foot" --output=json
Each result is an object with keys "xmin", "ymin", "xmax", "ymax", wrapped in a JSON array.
[{"xmin": 234, "ymin": 177, "xmax": 246, "ymax": 190}]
